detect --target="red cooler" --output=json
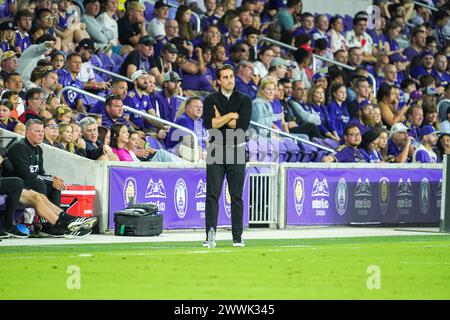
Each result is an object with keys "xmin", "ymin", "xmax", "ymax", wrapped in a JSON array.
[{"xmin": 61, "ymin": 185, "xmax": 96, "ymax": 217}]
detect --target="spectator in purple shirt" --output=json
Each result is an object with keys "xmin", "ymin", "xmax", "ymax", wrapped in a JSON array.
[
  {"xmin": 123, "ymin": 70, "xmax": 155, "ymax": 131},
  {"xmin": 14, "ymin": 9, "xmax": 32, "ymax": 54},
  {"xmin": 403, "ymin": 28, "xmax": 426, "ymax": 62},
  {"xmin": 322, "ymin": 125, "xmax": 366, "ymax": 163},
  {"xmin": 0, "ymin": 21, "xmax": 16, "ymax": 53},
  {"xmin": 387, "ymin": 122, "xmax": 413, "ymax": 163},
  {"xmin": 0, "ymin": 98, "xmax": 25, "ymax": 134},
  {"xmin": 410, "ymin": 51, "xmax": 435, "ymax": 79},
  {"xmin": 153, "ymin": 71, "xmax": 183, "ymax": 123},
  {"xmin": 348, "ymin": 99, "xmax": 375, "ymax": 136},
  {"xmin": 432, "ymin": 52, "xmax": 450, "ymax": 87},
  {"xmin": 165, "ymin": 96, "xmax": 207, "ymax": 158},
  {"xmin": 413, "ymin": 125, "xmax": 440, "ymax": 163},
  {"xmin": 235, "ymin": 60, "xmax": 258, "ymax": 99},
  {"xmin": 328, "ymin": 83, "xmax": 350, "ymax": 138},
  {"xmin": 57, "ymin": 53, "xmax": 85, "ymax": 113}
]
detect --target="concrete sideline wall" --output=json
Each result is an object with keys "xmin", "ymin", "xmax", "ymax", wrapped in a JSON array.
[{"xmin": 302, "ymin": 0, "xmax": 372, "ymax": 17}]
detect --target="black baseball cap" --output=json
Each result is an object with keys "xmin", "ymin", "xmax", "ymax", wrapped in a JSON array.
[
  {"xmin": 162, "ymin": 43, "xmax": 178, "ymax": 54},
  {"xmin": 78, "ymin": 38, "xmax": 96, "ymax": 51},
  {"xmin": 138, "ymin": 35, "xmax": 156, "ymax": 46},
  {"xmin": 154, "ymin": 0, "xmax": 169, "ymax": 9}
]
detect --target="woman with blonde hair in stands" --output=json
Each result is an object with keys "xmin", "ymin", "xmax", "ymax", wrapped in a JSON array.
[
  {"xmin": 250, "ymin": 76, "xmax": 278, "ymax": 138},
  {"xmin": 70, "ymin": 121, "xmax": 87, "ymax": 157},
  {"xmin": 56, "ymin": 121, "xmax": 76, "ymax": 153}
]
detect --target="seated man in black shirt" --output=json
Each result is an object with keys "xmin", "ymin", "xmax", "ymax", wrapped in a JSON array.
[
  {"xmin": 79, "ymin": 116, "xmax": 119, "ymax": 161},
  {"xmin": 118, "ymin": 1, "xmax": 147, "ymax": 47}
]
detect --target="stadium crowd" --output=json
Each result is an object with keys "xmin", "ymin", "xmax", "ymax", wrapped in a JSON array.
[{"xmin": 2, "ymin": 0, "xmax": 450, "ymax": 237}]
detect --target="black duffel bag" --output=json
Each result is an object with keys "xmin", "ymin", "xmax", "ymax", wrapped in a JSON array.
[{"xmin": 114, "ymin": 203, "xmax": 163, "ymax": 236}]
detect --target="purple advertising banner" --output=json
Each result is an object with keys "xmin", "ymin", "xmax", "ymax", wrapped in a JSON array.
[
  {"xmin": 286, "ymin": 168, "xmax": 442, "ymax": 226},
  {"xmin": 109, "ymin": 167, "xmax": 249, "ymax": 229}
]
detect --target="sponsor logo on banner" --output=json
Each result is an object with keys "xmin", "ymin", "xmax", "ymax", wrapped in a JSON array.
[
  {"xmin": 145, "ymin": 178, "xmax": 167, "ymax": 212},
  {"xmin": 379, "ymin": 177, "xmax": 389, "ymax": 215},
  {"xmin": 123, "ymin": 177, "xmax": 137, "ymax": 207},
  {"xmin": 223, "ymin": 181, "xmax": 232, "ymax": 218},
  {"xmin": 335, "ymin": 178, "xmax": 347, "ymax": 216},
  {"xmin": 437, "ymin": 178, "xmax": 442, "ymax": 209},
  {"xmin": 419, "ymin": 178, "xmax": 430, "ymax": 214},
  {"xmin": 174, "ymin": 178, "xmax": 188, "ymax": 219},
  {"xmin": 396, "ymin": 178, "xmax": 413, "ymax": 215},
  {"xmin": 354, "ymin": 178, "xmax": 372, "ymax": 215},
  {"xmin": 311, "ymin": 178, "xmax": 329, "ymax": 216},
  {"xmin": 195, "ymin": 179, "xmax": 206, "ymax": 218},
  {"xmin": 294, "ymin": 177, "xmax": 305, "ymax": 216}
]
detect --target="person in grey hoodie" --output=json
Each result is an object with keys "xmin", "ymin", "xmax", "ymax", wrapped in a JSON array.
[{"xmin": 17, "ymin": 36, "xmax": 56, "ymax": 84}]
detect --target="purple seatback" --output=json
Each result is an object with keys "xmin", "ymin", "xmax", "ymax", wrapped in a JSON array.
[
  {"xmin": 246, "ymin": 139, "xmax": 259, "ymax": 162},
  {"xmin": 145, "ymin": 135, "xmax": 166, "ymax": 150},
  {"xmin": 283, "ymin": 138, "xmax": 301, "ymax": 162}
]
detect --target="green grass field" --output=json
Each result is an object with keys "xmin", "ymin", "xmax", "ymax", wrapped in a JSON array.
[{"xmin": 1, "ymin": 235, "xmax": 450, "ymax": 300}]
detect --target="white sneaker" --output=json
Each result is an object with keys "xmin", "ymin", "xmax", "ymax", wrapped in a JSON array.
[
  {"xmin": 233, "ymin": 240, "xmax": 245, "ymax": 247},
  {"xmin": 207, "ymin": 227, "xmax": 216, "ymax": 248}
]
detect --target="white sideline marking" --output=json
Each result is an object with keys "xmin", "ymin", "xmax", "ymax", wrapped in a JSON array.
[{"xmin": 400, "ymin": 261, "xmax": 450, "ymax": 265}]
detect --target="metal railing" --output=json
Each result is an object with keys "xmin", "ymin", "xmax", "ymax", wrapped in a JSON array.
[
  {"xmin": 260, "ymin": 36, "xmax": 377, "ymax": 94},
  {"xmin": 92, "ymin": 66, "xmax": 132, "ymax": 83},
  {"xmin": 413, "ymin": 0, "xmax": 437, "ymax": 11},
  {"xmin": 438, "ymin": 98, "xmax": 450, "ymax": 122},
  {"xmin": 248, "ymin": 163, "xmax": 278, "ymax": 226},
  {"xmin": 57, "ymin": 86, "xmax": 199, "ymax": 160},
  {"xmin": 250, "ymin": 121, "xmax": 334, "ymax": 153}
]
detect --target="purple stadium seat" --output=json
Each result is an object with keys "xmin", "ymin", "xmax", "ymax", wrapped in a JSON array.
[
  {"xmin": 246, "ymin": 139, "xmax": 259, "ymax": 162},
  {"xmin": 110, "ymin": 54, "xmax": 124, "ymax": 74},
  {"xmin": 168, "ymin": 7, "xmax": 176, "ymax": 20},
  {"xmin": 277, "ymin": 139, "xmax": 288, "ymax": 162},
  {"xmin": 145, "ymin": 135, "xmax": 166, "ymax": 150},
  {"xmin": 144, "ymin": 1, "xmax": 154, "ymax": 21},
  {"xmin": 257, "ymin": 137, "xmax": 276, "ymax": 162},
  {"xmin": 315, "ymin": 150, "xmax": 329, "ymax": 162},
  {"xmin": 299, "ymin": 142, "xmax": 319, "ymax": 162},
  {"xmin": 283, "ymin": 138, "xmax": 301, "ymax": 162}
]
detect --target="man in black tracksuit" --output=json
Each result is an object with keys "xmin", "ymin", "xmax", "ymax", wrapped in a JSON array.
[
  {"xmin": 6, "ymin": 119, "xmax": 65, "ymax": 207},
  {"xmin": 202, "ymin": 64, "xmax": 252, "ymax": 247}
]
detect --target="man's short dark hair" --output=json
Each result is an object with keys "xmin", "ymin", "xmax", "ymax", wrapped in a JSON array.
[
  {"xmin": 344, "ymin": 124, "xmax": 359, "ymax": 136},
  {"xmin": 216, "ymin": 64, "xmax": 235, "ymax": 80},
  {"xmin": 419, "ymin": 74, "xmax": 436, "ymax": 89},
  {"xmin": 105, "ymin": 94, "xmax": 123, "ymax": 107},
  {"xmin": 286, "ymin": 0, "xmax": 301, "ymax": 9},
  {"xmin": 15, "ymin": 9, "xmax": 33, "ymax": 23},
  {"xmin": 66, "ymin": 52, "xmax": 82, "ymax": 62},
  {"xmin": 25, "ymin": 87, "xmax": 44, "ymax": 101},
  {"xmin": 36, "ymin": 8, "xmax": 52, "ymax": 20}
]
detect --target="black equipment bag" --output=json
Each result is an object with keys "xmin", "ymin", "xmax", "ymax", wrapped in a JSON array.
[{"xmin": 114, "ymin": 203, "xmax": 163, "ymax": 236}]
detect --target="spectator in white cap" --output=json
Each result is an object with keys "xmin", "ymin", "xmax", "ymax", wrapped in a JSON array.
[
  {"xmin": 123, "ymin": 70, "xmax": 156, "ymax": 132},
  {"xmin": 412, "ymin": 125, "xmax": 440, "ymax": 163},
  {"xmin": 387, "ymin": 122, "xmax": 413, "ymax": 163},
  {"xmin": 268, "ymin": 57, "xmax": 292, "ymax": 80}
]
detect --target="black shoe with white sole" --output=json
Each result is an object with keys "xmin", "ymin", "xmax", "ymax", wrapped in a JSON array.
[
  {"xmin": 64, "ymin": 228, "xmax": 92, "ymax": 239},
  {"xmin": 5, "ymin": 227, "xmax": 29, "ymax": 239},
  {"xmin": 38, "ymin": 223, "xmax": 65, "ymax": 238},
  {"xmin": 55, "ymin": 212, "xmax": 97, "ymax": 232}
]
